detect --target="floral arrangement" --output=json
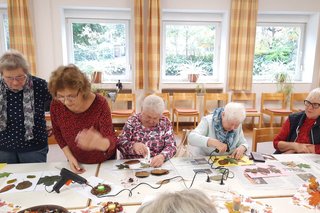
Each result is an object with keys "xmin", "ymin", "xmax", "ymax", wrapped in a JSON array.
[{"xmin": 307, "ymin": 177, "xmax": 320, "ymax": 207}]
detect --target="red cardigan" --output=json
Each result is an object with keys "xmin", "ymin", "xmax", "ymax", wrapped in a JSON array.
[{"xmin": 50, "ymin": 94, "xmax": 116, "ymax": 163}]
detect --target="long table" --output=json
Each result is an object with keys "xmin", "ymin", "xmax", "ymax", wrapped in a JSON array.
[{"xmin": 0, "ymin": 154, "xmax": 319, "ymax": 212}]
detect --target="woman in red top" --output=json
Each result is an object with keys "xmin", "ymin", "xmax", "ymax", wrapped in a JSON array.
[
  {"xmin": 273, "ymin": 88, "xmax": 320, "ymax": 154},
  {"xmin": 48, "ymin": 65, "xmax": 116, "ymax": 173}
]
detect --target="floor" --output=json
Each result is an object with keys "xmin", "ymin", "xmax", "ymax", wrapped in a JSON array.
[{"xmin": 47, "ymin": 124, "xmax": 276, "ymax": 162}]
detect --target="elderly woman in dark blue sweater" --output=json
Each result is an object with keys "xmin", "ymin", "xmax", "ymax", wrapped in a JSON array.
[{"xmin": 0, "ymin": 50, "xmax": 51, "ymax": 163}]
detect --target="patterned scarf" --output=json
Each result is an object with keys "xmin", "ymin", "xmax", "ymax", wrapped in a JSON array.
[
  {"xmin": 0, "ymin": 75, "xmax": 35, "ymax": 140},
  {"xmin": 212, "ymin": 107, "xmax": 235, "ymax": 148}
]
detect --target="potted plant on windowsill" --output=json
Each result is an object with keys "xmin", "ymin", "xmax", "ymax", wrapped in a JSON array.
[
  {"xmin": 181, "ymin": 61, "xmax": 204, "ymax": 83},
  {"xmin": 274, "ymin": 71, "xmax": 293, "ymax": 104}
]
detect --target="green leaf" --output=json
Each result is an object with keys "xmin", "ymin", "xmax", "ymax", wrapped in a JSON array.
[{"xmin": 0, "ymin": 172, "xmax": 11, "ymax": 178}]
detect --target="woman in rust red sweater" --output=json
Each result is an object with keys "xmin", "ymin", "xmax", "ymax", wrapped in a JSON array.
[{"xmin": 48, "ymin": 65, "xmax": 116, "ymax": 173}]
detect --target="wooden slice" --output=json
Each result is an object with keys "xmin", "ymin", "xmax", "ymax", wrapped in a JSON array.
[
  {"xmin": 123, "ymin": 159, "xmax": 140, "ymax": 165},
  {"xmin": 151, "ymin": 169, "xmax": 169, "ymax": 176},
  {"xmin": 135, "ymin": 171, "xmax": 150, "ymax": 178}
]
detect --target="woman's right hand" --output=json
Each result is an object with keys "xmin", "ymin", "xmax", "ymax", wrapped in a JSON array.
[
  {"xmin": 68, "ymin": 157, "xmax": 85, "ymax": 174},
  {"xmin": 133, "ymin": 142, "xmax": 148, "ymax": 157},
  {"xmin": 207, "ymin": 138, "xmax": 228, "ymax": 153}
]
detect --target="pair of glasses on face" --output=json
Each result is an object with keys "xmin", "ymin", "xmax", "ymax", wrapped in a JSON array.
[
  {"xmin": 56, "ymin": 90, "xmax": 80, "ymax": 103},
  {"xmin": 2, "ymin": 75, "xmax": 27, "ymax": 83},
  {"xmin": 304, "ymin": 100, "xmax": 320, "ymax": 109}
]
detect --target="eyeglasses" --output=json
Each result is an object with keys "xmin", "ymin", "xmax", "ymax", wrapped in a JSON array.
[
  {"xmin": 2, "ymin": 75, "xmax": 27, "ymax": 83},
  {"xmin": 56, "ymin": 90, "xmax": 80, "ymax": 103},
  {"xmin": 304, "ymin": 100, "xmax": 320, "ymax": 109}
]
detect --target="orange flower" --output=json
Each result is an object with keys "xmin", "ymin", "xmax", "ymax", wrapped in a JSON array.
[{"xmin": 308, "ymin": 178, "xmax": 320, "ymax": 207}]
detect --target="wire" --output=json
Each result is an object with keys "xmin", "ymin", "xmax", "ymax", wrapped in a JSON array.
[{"xmin": 96, "ymin": 172, "xmax": 211, "ymax": 198}]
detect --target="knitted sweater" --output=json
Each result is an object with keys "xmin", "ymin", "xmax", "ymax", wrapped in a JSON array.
[{"xmin": 50, "ymin": 94, "xmax": 116, "ymax": 163}]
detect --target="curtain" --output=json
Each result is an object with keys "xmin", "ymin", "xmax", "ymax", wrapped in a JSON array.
[
  {"xmin": 227, "ymin": 0, "xmax": 258, "ymax": 91},
  {"xmin": 134, "ymin": 0, "xmax": 144, "ymax": 89},
  {"xmin": 7, "ymin": 0, "xmax": 37, "ymax": 75},
  {"xmin": 147, "ymin": 0, "xmax": 160, "ymax": 91}
]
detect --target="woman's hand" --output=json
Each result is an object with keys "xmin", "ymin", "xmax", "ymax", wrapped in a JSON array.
[
  {"xmin": 133, "ymin": 143, "xmax": 148, "ymax": 157},
  {"xmin": 150, "ymin": 154, "xmax": 165, "ymax": 167},
  {"xmin": 294, "ymin": 143, "xmax": 315, "ymax": 153},
  {"xmin": 76, "ymin": 127, "xmax": 110, "ymax": 151},
  {"xmin": 207, "ymin": 138, "xmax": 228, "ymax": 153},
  {"xmin": 230, "ymin": 145, "xmax": 246, "ymax": 160},
  {"xmin": 68, "ymin": 156, "xmax": 85, "ymax": 174}
]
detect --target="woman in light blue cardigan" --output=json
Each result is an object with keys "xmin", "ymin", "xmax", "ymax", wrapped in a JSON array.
[{"xmin": 188, "ymin": 102, "xmax": 248, "ymax": 159}]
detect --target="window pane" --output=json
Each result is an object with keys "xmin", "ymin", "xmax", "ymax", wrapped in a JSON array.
[
  {"xmin": 254, "ymin": 25, "xmax": 302, "ymax": 81},
  {"xmin": 163, "ymin": 24, "xmax": 216, "ymax": 81},
  {"xmin": 71, "ymin": 22, "xmax": 129, "ymax": 82}
]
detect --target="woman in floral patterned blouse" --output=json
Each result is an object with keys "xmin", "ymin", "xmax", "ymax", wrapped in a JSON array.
[{"xmin": 117, "ymin": 94, "xmax": 176, "ymax": 167}]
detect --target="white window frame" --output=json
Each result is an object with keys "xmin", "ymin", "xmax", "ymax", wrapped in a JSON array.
[
  {"xmin": 65, "ymin": 9, "xmax": 132, "ymax": 83},
  {"xmin": 0, "ymin": 8, "xmax": 8, "ymax": 55},
  {"xmin": 254, "ymin": 14, "xmax": 309, "ymax": 83},
  {"xmin": 162, "ymin": 11, "xmax": 222, "ymax": 83}
]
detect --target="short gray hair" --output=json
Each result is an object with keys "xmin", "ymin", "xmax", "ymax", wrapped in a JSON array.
[
  {"xmin": 223, "ymin": 102, "xmax": 246, "ymax": 123},
  {"xmin": 306, "ymin": 88, "xmax": 320, "ymax": 103},
  {"xmin": 142, "ymin": 94, "xmax": 165, "ymax": 115},
  {"xmin": 137, "ymin": 189, "xmax": 218, "ymax": 213},
  {"xmin": 0, "ymin": 49, "xmax": 30, "ymax": 74}
]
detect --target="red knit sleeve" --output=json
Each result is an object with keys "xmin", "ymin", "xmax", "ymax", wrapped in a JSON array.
[
  {"xmin": 50, "ymin": 100, "xmax": 67, "ymax": 149},
  {"xmin": 97, "ymin": 97, "xmax": 116, "ymax": 159},
  {"xmin": 273, "ymin": 118, "xmax": 290, "ymax": 150}
]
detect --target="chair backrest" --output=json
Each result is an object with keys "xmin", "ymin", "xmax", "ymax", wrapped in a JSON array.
[
  {"xmin": 231, "ymin": 92, "xmax": 256, "ymax": 109},
  {"xmin": 252, "ymin": 127, "xmax": 281, "ymax": 152},
  {"xmin": 204, "ymin": 93, "xmax": 229, "ymax": 114},
  {"xmin": 260, "ymin": 92, "xmax": 286, "ymax": 111},
  {"xmin": 112, "ymin": 93, "xmax": 135, "ymax": 111},
  {"xmin": 152, "ymin": 93, "xmax": 170, "ymax": 110},
  {"xmin": 172, "ymin": 93, "xmax": 197, "ymax": 109},
  {"xmin": 290, "ymin": 92, "xmax": 308, "ymax": 112}
]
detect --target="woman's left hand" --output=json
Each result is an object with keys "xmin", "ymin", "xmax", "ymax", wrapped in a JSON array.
[
  {"xmin": 76, "ymin": 127, "xmax": 109, "ymax": 151},
  {"xmin": 150, "ymin": 154, "xmax": 165, "ymax": 167},
  {"xmin": 230, "ymin": 146, "xmax": 246, "ymax": 160}
]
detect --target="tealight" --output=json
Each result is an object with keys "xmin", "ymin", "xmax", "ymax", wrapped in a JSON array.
[{"xmin": 97, "ymin": 185, "xmax": 105, "ymax": 191}]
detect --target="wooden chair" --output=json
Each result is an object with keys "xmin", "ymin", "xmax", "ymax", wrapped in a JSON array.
[
  {"xmin": 290, "ymin": 92, "xmax": 308, "ymax": 112},
  {"xmin": 149, "ymin": 93, "xmax": 171, "ymax": 120},
  {"xmin": 172, "ymin": 93, "xmax": 200, "ymax": 134},
  {"xmin": 252, "ymin": 127, "xmax": 281, "ymax": 152},
  {"xmin": 203, "ymin": 93, "xmax": 229, "ymax": 115},
  {"xmin": 260, "ymin": 93, "xmax": 292, "ymax": 127},
  {"xmin": 231, "ymin": 92, "xmax": 262, "ymax": 128},
  {"xmin": 111, "ymin": 93, "xmax": 135, "ymax": 120}
]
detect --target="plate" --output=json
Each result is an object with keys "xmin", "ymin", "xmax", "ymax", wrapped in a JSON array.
[{"xmin": 18, "ymin": 205, "xmax": 68, "ymax": 213}]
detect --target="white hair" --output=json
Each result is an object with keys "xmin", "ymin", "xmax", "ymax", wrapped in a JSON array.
[
  {"xmin": 306, "ymin": 88, "xmax": 320, "ymax": 103},
  {"xmin": 223, "ymin": 102, "xmax": 246, "ymax": 123},
  {"xmin": 142, "ymin": 94, "xmax": 165, "ymax": 115},
  {"xmin": 137, "ymin": 189, "xmax": 218, "ymax": 213}
]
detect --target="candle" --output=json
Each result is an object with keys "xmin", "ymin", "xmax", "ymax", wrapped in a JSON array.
[
  {"xmin": 97, "ymin": 185, "xmax": 105, "ymax": 191},
  {"xmin": 233, "ymin": 195, "xmax": 241, "ymax": 211},
  {"xmin": 108, "ymin": 203, "xmax": 116, "ymax": 210}
]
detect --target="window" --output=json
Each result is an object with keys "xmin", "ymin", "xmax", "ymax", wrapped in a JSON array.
[
  {"xmin": 0, "ymin": 9, "xmax": 9, "ymax": 54},
  {"xmin": 253, "ymin": 15, "xmax": 306, "ymax": 82},
  {"xmin": 162, "ymin": 12, "xmax": 221, "ymax": 83},
  {"xmin": 65, "ymin": 9, "xmax": 131, "ymax": 83}
]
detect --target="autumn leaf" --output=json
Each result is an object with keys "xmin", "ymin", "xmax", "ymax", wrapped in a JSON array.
[
  {"xmin": 309, "ymin": 177, "xmax": 319, "ymax": 191},
  {"xmin": 309, "ymin": 191, "xmax": 320, "ymax": 206}
]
